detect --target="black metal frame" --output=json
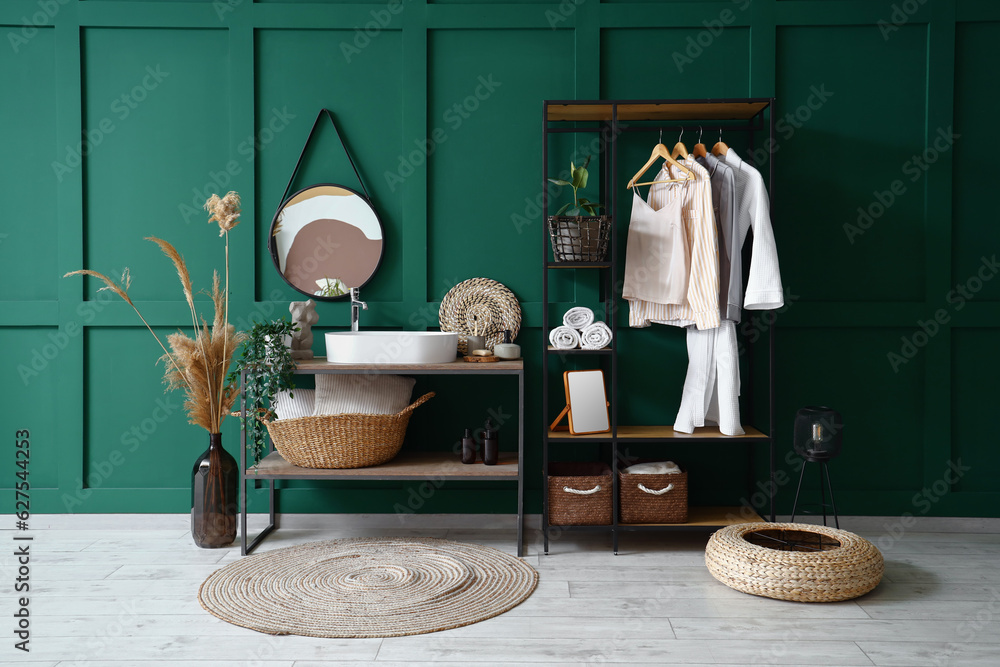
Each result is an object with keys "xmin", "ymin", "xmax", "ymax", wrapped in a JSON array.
[
  {"xmin": 541, "ymin": 98, "xmax": 778, "ymax": 555},
  {"xmin": 267, "ymin": 108, "xmax": 385, "ymax": 301},
  {"xmin": 240, "ymin": 362, "xmax": 526, "ymax": 556}
]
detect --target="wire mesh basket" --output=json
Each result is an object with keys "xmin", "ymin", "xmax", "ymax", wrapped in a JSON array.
[{"xmin": 547, "ymin": 215, "xmax": 611, "ymax": 263}]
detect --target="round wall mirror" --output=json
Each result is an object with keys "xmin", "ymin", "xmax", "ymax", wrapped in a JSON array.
[{"xmin": 268, "ymin": 184, "xmax": 385, "ymax": 300}]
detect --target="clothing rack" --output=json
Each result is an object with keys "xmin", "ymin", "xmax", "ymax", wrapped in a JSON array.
[{"xmin": 541, "ymin": 98, "xmax": 777, "ymax": 554}]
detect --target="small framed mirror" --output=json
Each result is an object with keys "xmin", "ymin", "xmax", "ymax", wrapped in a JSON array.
[
  {"xmin": 563, "ymin": 370, "xmax": 610, "ymax": 435},
  {"xmin": 268, "ymin": 184, "xmax": 385, "ymax": 300}
]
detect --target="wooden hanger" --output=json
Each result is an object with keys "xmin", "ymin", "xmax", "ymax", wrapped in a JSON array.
[
  {"xmin": 711, "ymin": 127, "xmax": 729, "ymax": 157},
  {"xmin": 692, "ymin": 125, "xmax": 708, "ymax": 158},
  {"xmin": 627, "ymin": 133, "xmax": 693, "ymax": 189}
]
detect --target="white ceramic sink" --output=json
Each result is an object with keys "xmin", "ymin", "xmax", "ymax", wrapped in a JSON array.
[{"xmin": 325, "ymin": 331, "xmax": 459, "ymax": 364}]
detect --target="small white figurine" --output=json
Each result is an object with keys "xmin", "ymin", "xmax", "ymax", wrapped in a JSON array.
[{"xmin": 289, "ymin": 299, "xmax": 319, "ymax": 360}]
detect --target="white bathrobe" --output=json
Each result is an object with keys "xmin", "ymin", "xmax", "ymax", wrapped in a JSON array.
[{"xmin": 674, "ymin": 150, "xmax": 783, "ymax": 435}]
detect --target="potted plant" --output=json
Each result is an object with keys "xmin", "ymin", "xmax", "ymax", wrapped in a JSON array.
[
  {"xmin": 230, "ymin": 318, "xmax": 299, "ymax": 469},
  {"xmin": 547, "ymin": 155, "xmax": 610, "ymax": 262},
  {"xmin": 66, "ymin": 192, "xmax": 246, "ymax": 548}
]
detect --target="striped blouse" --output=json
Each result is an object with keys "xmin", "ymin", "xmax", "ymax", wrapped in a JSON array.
[{"xmin": 627, "ymin": 157, "xmax": 721, "ymax": 330}]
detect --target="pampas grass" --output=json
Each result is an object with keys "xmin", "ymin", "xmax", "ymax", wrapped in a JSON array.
[{"xmin": 65, "ymin": 192, "xmax": 247, "ymax": 434}]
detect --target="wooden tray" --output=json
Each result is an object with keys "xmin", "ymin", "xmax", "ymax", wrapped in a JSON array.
[{"xmin": 464, "ymin": 355, "xmax": 500, "ymax": 363}]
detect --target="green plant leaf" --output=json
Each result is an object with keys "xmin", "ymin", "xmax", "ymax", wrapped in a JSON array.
[
  {"xmin": 555, "ymin": 202, "xmax": 572, "ymax": 215},
  {"xmin": 571, "ymin": 166, "xmax": 585, "ymax": 189},
  {"xmin": 565, "ymin": 206, "xmax": 581, "ymax": 216},
  {"xmin": 576, "ymin": 167, "xmax": 589, "ymax": 190},
  {"xmin": 231, "ymin": 317, "xmax": 299, "ymax": 466},
  {"xmin": 548, "ymin": 178, "xmax": 572, "ymax": 187}
]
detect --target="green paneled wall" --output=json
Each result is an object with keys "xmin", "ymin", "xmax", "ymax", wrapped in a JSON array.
[{"xmin": 1, "ymin": 0, "xmax": 997, "ymax": 519}]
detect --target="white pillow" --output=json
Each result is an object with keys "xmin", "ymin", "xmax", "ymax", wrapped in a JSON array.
[
  {"xmin": 272, "ymin": 389, "xmax": 315, "ymax": 421},
  {"xmin": 313, "ymin": 374, "xmax": 416, "ymax": 416}
]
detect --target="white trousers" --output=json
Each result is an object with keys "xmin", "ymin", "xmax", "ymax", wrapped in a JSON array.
[{"xmin": 673, "ymin": 320, "xmax": 744, "ymax": 436}]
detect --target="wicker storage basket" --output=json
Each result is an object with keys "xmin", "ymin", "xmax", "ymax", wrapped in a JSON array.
[
  {"xmin": 705, "ymin": 522, "xmax": 884, "ymax": 602},
  {"xmin": 261, "ymin": 392, "xmax": 435, "ymax": 469},
  {"xmin": 619, "ymin": 467, "xmax": 688, "ymax": 524},
  {"xmin": 547, "ymin": 462, "xmax": 612, "ymax": 526}
]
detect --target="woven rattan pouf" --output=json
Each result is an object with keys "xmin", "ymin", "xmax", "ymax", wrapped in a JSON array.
[{"xmin": 705, "ymin": 522, "xmax": 884, "ymax": 602}]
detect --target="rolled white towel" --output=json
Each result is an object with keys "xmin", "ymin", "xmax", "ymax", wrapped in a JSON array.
[
  {"xmin": 580, "ymin": 321, "xmax": 613, "ymax": 350},
  {"xmin": 624, "ymin": 461, "xmax": 681, "ymax": 475},
  {"xmin": 563, "ymin": 306, "xmax": 595, "ymax": 331},
  {"xmin": 549, "ymin": 326, "xmax": 581, "ymax": 350}
]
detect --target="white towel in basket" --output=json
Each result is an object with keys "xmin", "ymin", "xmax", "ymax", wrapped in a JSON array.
[{"xmin": 623, "ymin": 461, "xmax": 681, "ymax": 475}]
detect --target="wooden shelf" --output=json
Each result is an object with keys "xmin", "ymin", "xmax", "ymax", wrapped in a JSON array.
[
  {"xmin": 548, "ymin": 425, "xmax": 769, "ymax": 441},
  {"xmin": 248, "ymin": 450, "xmax": 519, "ymax": 481},
  {"xmin": 618, "ymin": 506, "xmax": 765, "ymax": 528},
  {"xmin": 618, "ymin": 425, "xmax": 768, "ymax": 440},
  {"xmin": 546, "ymin": 101, "xmax": 769, "ymax": 122},
  {"xmin": 294, "ymin": 357, "xmax": 523, "ymax": 373}
]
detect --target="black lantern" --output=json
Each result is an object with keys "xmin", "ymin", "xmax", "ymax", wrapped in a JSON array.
[{"xmin": 790, "ymin": 407, "xmax": 843, "ymax": 528}]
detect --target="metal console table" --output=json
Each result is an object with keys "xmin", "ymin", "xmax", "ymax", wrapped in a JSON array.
[{"xmin": 239, "ymin": 358, "xmax": 525, "ymax": 556}]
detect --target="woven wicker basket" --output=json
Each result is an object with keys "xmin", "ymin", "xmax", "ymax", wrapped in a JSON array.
[
  {"xmin": 261, "ymin": 392, "xmax": 435, "ymax": 469},
  {"xmin": 547, "ymin": 462, "xmax": 612, "ymax": 526},
  {"xmin": 705, "ymin": 522, "xmax": 884, "ymax": 602},
  {"xmin": 619, "ymin": 468, "xmax": 688, "ymax": 524}
]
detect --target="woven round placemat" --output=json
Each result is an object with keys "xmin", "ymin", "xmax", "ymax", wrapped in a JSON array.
[
  {"xmin": 705, "ymin": 522, "xmax": 884, "ymax": 602},
  {"xmin": 198, "ymin": 537, "xmax": 538, "ymax": 638},
  {"xmin": 439, "ymin": 278, "xmax": 521, "ymax": 354}
]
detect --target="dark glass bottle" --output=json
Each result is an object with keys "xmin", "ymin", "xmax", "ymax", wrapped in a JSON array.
[
  {"xmin": 461, "ymin": 428, "xmax": 477, "ymax": 464},
  {"xmin": 191, "ymin": 433, "xmax": 238, "ymax": 548},
  {"xmin": 482, "ymin": 418, "xmax": 498, "ymax": 466}
]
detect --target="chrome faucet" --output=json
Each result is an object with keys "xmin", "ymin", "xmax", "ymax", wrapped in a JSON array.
[{"xmin": 350, "ymin": 287, "xmax": 367, "ymax": 332}]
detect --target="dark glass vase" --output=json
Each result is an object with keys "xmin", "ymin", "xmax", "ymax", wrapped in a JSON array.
[{"xmin": 191, "ymin": 433, "xmax": 237, "ymax": 548}]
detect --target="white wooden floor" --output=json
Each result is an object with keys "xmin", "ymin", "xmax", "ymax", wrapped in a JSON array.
[{"xmin": 4, "ymin": 516, "xmax": 1000, "ymax": 666}]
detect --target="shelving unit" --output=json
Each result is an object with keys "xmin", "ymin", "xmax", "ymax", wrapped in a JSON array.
[
  {"xmin": 541, "ymin": 99, "xmax": 777, "ymax": 554},
  {"xmin": 240, "ymin": 358, "xmax": 525, "ymax": 557}
]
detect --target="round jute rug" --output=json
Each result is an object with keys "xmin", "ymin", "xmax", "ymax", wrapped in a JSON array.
[{"xmin": 198, "ymin": 537, "xmax": 539, "ymax": 638}]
